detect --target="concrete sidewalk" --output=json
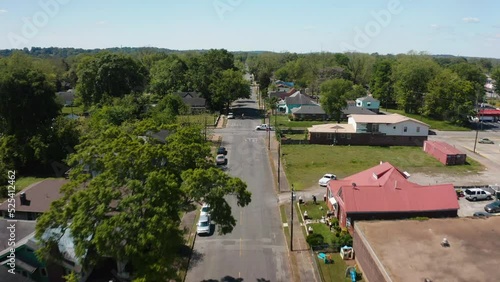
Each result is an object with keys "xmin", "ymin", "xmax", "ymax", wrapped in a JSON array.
[
  {"xmin": 267, "ymin": 133, "xmax": 320, "ymax": 282},
  {"xmin": 268, "ymin": 132, "xmax": 291, "ymax": 193}
]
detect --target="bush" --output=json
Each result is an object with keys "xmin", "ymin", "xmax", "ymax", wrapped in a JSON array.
[
  {"xmin": 332, "ymin": 230, "xmax": 352, "ymax": 247},
  {"xmin": 306, "ymin": 233, "xmax": 325, "ymax": 246}
]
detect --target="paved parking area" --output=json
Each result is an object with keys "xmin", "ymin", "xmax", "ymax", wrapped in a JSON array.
[{"xmin": 458, "ymin": 197, "xmax": 499, "ymax": 217}]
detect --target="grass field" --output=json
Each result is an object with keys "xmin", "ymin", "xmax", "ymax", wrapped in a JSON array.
[
  {"xmin": 385, "ymin": 109, "xmax": 470, "ymax": 131},
  {"xmin": 178, "ymin": 113, "xmax": 219, "ymax": 127},
  {"xmin": 282, "ymin": 145, "xmax": 483, "ymax": 190}
]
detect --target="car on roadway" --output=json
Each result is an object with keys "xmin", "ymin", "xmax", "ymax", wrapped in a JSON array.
[
  {"xmin": 227, "ymin": 113, "xmax": 234, "ymax": 119},
  {"xmin": 217, "ymin": 146, "xmax": 228, "ymax": 155},
  {"xmin": 484, "ymin": 201, "xmax": 500, "ymax": 213},
  {"xmin": 216, "ymin": 154, "xmax": 227, "ymax": 165},
  {"xmin": 473, "ymin": 211, "xmax": 490, "ymax": 218},
  {"xmin": 464, "ymin": 188, "xmax": 492, "ymax": 201},
  {"xmin": 200, "ymin": 203, "xmax": 210, "ymax": 217},
  {"xmin": 197, "ymin": 215, "xmax": 211, "ymax": 235},
  {"xmin": 318, "ymin": 173, "xmax": 337, "ymax": 187},
  {"xmin": 478, "ymin": 138, "xmax": 494, "ymax": 144},
  {"xmin": 256, "ymin": 124, "xmax": 272, "ymax": 131}
]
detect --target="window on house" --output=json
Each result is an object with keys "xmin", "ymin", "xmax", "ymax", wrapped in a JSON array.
[
  {"xmin": 367, "ymin": 102, "xmax": 371, "ymax": 106},
  {"xmin": 346, "ymin": 133, "xmax": 351, "ymax": 140},
  {"xmin": 340, "ymin": 133, "xmax": 346, "ymax": 139},
  {"xmin": 327, "ymin": 134, "xmax": 333, "ymax": 140},
  {"xmin": 416, "ymin": 126, "xmax": 420, "ymax": 133},
  {"xmin": 404, "ymin": 126, "xmax": 408, "ymax": 132}
]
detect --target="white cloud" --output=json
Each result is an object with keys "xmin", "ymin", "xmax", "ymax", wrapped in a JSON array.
[
  {"xmin": 462, "ymin": 17, "xmax": 480, "ymax": 23},
  {"xmin": 96, "ymin": 21, "xmax": 107, "ymax": 25},
  {"xmin": 0, "ymin": 9, "xmax": 8, "ymax": 14}
]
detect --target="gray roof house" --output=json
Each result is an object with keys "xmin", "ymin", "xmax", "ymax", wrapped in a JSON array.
[
  {"xmin": 174, "ymin": 92, "xmax": 206, "ymax": 112},
  {"xmin": 291, "ymin": 105, "xmax": 328, "ymax": 121},
  {"xmin": 56, "ymin": 90, "xmax": 76, "ymax": 106}
]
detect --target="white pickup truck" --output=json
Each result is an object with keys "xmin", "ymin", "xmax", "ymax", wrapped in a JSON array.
[{"xmin": 256, "ymin": 124, "xmax": 273, "ymax": 131}]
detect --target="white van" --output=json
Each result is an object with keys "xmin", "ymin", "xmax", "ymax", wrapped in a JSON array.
[{"xmin": 465, "ymin": 188, "xmax": 492, "ymax": 201}]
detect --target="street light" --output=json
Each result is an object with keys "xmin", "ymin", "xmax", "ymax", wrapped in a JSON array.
[{"xmin": 290, "ymin": 184, "xmax": 294, "ymax": 251}]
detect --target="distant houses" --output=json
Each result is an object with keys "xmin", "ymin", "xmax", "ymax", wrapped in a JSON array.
[{"xmin": 56, "ymin": 90, "xmax": 76, "ymax": 107}]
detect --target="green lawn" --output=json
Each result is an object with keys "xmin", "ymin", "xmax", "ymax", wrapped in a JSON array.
[
  {"xmin": 282, "ymin": 145, "xmax": 483, "ymax": 190},
  {"xmin": 385, "ymin": 109, "xmax": 470, "ymax": 131},
  {"xmin": 273, "ymin": 115, "xmax": 343, "ymax": 129},
  {"xmin": 178, "ymin": 113, "xmax": 219, "ymax": 127},
  {"xmin": 295, "ymin": 203, "xmax": 362, "ymax": 281},
  {"xmin": 300, "ymin": 202, "xmax": 329, "ymax": 221}
]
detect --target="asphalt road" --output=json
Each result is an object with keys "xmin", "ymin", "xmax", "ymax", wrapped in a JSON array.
[{"xmin": 185, "ymin": 88, "xmax": 291, "ymax": 282}]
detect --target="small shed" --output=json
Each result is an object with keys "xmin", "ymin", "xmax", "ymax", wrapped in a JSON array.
[{"xmin": 423, "ymin": 141, "xmax": 466, "ymax": 165}]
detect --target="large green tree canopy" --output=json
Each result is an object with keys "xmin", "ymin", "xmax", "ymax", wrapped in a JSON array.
[
  {"xmin": 319, "ymin": 78, "xmax": 353, "ymax": 121},
  {"xmin": 35, "ymin": 120, "xmax": 251, "ymax": 281},
  {"xmin": 76, "ymin": 52, "xmax": 147, "ymax": 108}
]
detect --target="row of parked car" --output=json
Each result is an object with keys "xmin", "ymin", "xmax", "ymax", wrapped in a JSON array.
[{"xmin": 464, "ymin": 188, "xmax": 500, "ymax": 216}]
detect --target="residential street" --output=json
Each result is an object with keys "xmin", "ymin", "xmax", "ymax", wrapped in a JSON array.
[{"xmin": 185, "ymin": 88, "xmax": 292, "ymax": 282}]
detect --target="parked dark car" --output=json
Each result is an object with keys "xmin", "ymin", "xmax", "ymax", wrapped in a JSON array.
[
  {"xmin": 217, "ymin": 147, "xmax": 227, "ymax": 155},
  {"xmin": 484, "ymin": 201, "xmax": 500, "ymax": 213}
]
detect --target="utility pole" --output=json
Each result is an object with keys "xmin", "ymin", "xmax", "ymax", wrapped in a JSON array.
[
  {"xmin": 278, "ymin": 140, "xmax": 281, "ymax": 190},
  {"xmin": 290, "ymin": 184, "xmax": 294, "ymax": 251},
  {"xmin": 204, "ymin": 115, "xmax": 207, "ymax": 140},
  {"xmin": 474, "ymin": 90, "xmax": 480, "ymax": 153}
]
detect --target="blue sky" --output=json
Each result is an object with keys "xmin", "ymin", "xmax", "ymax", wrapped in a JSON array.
[{"xmin": 0, "ymin": 0, "xmax": 499, "ymax": 58}]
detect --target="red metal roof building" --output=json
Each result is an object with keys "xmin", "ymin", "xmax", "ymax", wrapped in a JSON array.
[
  {"xmin": 326, "ymin": 162, "xmax": 459, "ymax": 228},
  {"xmin": 423, "ymin": 140, "xmax": 467, "ymax": 165}
]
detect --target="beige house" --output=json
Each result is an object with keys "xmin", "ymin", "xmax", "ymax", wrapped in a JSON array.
[{"xmin": 308, "ymin": 114, "xmax": 429, "ymax": 146}]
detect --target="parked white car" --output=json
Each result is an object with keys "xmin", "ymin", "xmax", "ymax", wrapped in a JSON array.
[
  {"xmin": 216, "ymin": 154, "xmax": 227, "ymax": 165},
  {"xmin": 197, "ymin": 215, "xmax": 211, "ymax": 235},
  {"xmin": 227, "ymin": 113, "xmax": 234, "ymax": 119},
  {"xmin": 200, "ymin": 203, "xmax": 210, "ymax": 217},
  {"xmin": 256, "ymin": 124, "xmax": 272, "ymax": 131},
  {"xmin": 318, "ymin": 173, "xmax": 336, "ymax": 187},
  {"xmin": 465, "ymin": 188, "xmax": 492, "ymax": 201}
]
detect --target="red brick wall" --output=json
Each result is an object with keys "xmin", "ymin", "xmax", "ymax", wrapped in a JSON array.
[{"xmin": 353, "ymin": 228, "xmax": 387, "ymax": 282}]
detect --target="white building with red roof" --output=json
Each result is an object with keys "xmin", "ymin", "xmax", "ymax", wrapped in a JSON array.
[{"xmin": 326, "ymin": 162, "xmax": 459, "ymax": 228}]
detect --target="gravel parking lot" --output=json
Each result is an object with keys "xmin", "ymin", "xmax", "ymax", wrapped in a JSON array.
[{"xmin": 457, "ymin": 196, "xmax": 499, "ymax": 217}]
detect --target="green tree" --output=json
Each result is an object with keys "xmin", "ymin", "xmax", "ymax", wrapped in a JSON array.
[
  {"xmin": 370, "ymin": 58, "xmax": 395, "ymax": 109},
  {"xmin": 319, "ymin": 79, "xmax": 353, "ymax": 121},
  {"xmin": 149, "ymin": 55, "xmax": 188, "ymax": 96},
  {"xmin": 491, "ymin": 67, "xmax": 500, "ymax": 93},
  {"xmin": 76, "ymin": 52, "xmax": 147, "ymax": 108},
  {"xmin": 392, "ymin": 55, "xmax": 440, "ymax": 114},
  {"xmin": 345, "ymin": 52, "xmax": 375, "ymax": 86},
  {"xmin": 0, "ymin": 53, "xmax": 62, "ymax": 171},
  {"xmin": 450, "ymin": 62, "xmax": 486, "ymax": 91},
  {"xmin": 423, "ymin": 69, "xmax": 475, "ymax": 124},
  {"xmin": 209, "ymin": 69, "xmax": 251, "ymax": 112},
  {"xmin": 35, "ymin": 121, "xmax": 251, "ymax": 281}
]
